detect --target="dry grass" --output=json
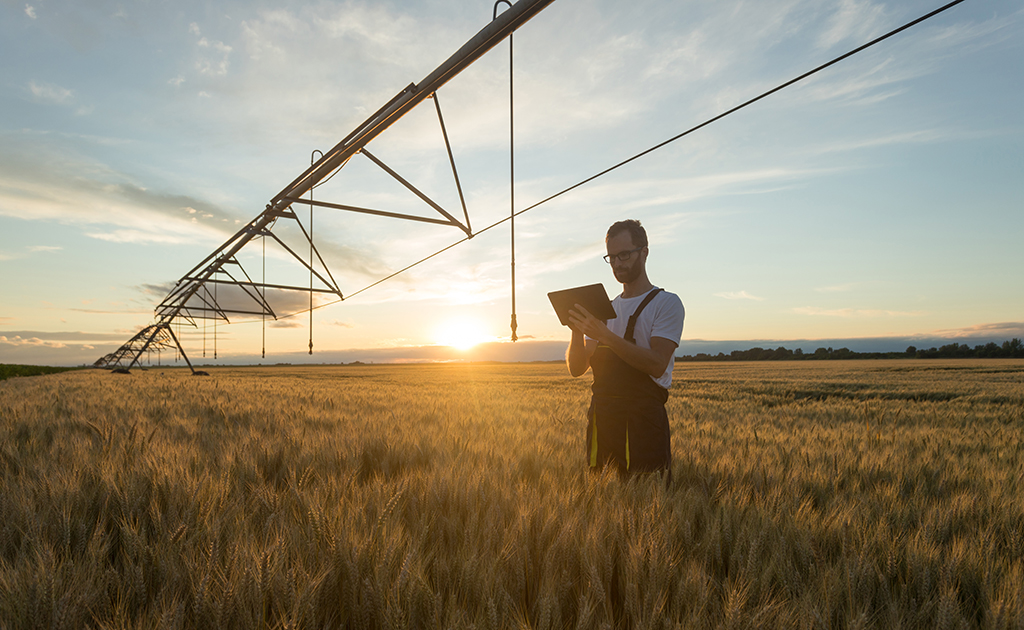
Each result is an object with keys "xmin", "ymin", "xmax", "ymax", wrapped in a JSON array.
[{"xmin": 1, "ymin": 359, "xmax": 1023, "ymax": 629}]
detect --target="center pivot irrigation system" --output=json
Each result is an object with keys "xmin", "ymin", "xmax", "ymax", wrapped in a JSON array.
[
  {"xmin": 94, "ymin": 0, "xmax": 554, "ymax": 374},
  {"xmin": 94, "ymin": 0, "xmax": 968, "ymax": 374}
]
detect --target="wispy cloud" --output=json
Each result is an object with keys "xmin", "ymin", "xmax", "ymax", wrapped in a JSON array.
[
  {"xmin": 25, "ymin": 4, "xmax": 36, "ymax": 19},
  {"xmin": 815, "ymin": 57, "xmax": 925, "ymax": 106},
  {"xmin": 15, "ymin": 128, "xmax": 132, "ymax": 147},
  {"xmin": 715, "ymin": 291, "xmax": 765, "ymax": 301},
  {"xmin": 67, "ymin": 308, "xmax": 153, "ymax": 315},
  {"xmin": 27, "ymin": 81, "xmax": 74, "ymax": 105},
  {"xmin": 168, "ymin": 2, "xmax": 683, "ymax": 156},
  {"xmin": 268, "ymin": 320, "xmax": 305, "ymax": 329},
  {"xmin": 814, "ymin": 282, "xmax": 862, "ymax": 292},
  {"xmin": 84, "ymin": 228, "xmax": 209, "ymax": 245},
  {"xmin": 797, "ymin": 9, "xmax": 1016, "ymax": 110},
  {"xmin": 0, "ymin": 332, "xmax": 127, "ymax": 364},
  {"xmin": 190, "ymin": 23, "xmax": 232, "ymax": 77},
  {"xmin": 793, "ymin": 306, "xmax": 924, "ymax": 317},
  {"xmin": 324, "ymin": 320, "xmax": 354, "ymax": 328},
  {"xmin": 3, "ymin": 173, "xmax": 230, "ymax": 243},
  {"xmin": 0, "ymin": 335, "xmax": 67, "ymax": 349},
  {"xmin": 927, "ymin": 322, "xmax": 1024, "ymax": 340},
  {"xmin": 23, "ymin": 83, "xmax": 91, "ymax": 115},
  {"xmin": 810, "ymin": 130, "xmax": 944, "ymax": 155},
  {"xmin": 816, "ymin": 0, "xmax": 888, "ymax": 51},
  {"xmin": 350, "ymin": 256, "xmax": 512, "ymax": 306},
  {"xmin": 0, "ymin": 244, "xmax": 61, "ymax": 261},
  {"xmin": 0, "ymin": 330, "xmax": 132, "ymax": 342},
  {"xmin": 525, "ymin": 167, "xmax": 833, "ymax": 218},
  {"xmin": 0, "ymin": 135, "xmax": 258, "ymax": 249},
  {"xmin": 136, "ymin": 282, "xmax": 176, "ymax": 298},
  {"xmin": 924, "ymin": 11, "xmax": 1017, "ymax": 54}
]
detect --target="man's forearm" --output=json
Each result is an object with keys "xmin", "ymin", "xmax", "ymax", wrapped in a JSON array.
[{"xmin": 566, "ymin": 330, "xmax": 590, "ymax": 377}]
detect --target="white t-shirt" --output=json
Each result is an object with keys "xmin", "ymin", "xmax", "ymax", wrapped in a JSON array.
[{"xmin": 598, "ymin": 287, "xmax": 685, "ymax": 390}]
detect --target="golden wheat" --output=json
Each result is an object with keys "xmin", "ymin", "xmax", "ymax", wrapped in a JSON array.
[{"xmin": 0, "ymin": 360, "xmax": 1022, "ymax": 629}]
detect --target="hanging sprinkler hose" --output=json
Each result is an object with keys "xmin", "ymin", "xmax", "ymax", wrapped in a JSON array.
[
  {"xmin": 494, "ymin": 0, "xmax": 517, "ymax": 342},
  {"xmin": 310, "ymin": 149, "xmax": 323, "ymax": 354}
]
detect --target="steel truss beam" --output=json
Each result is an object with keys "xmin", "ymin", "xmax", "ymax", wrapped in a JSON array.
[
  {"xmin": 97, "ymin": 0, "xmax": 555, "ymax": 374},
  {"xmin": 93, "ymin": 323, "xmax": 192, "ymax": 372}
]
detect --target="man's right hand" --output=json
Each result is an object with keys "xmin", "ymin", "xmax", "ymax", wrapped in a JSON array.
[{"xmin": 567, "ymin": 303, "xmax": 611, "ymax": 344}]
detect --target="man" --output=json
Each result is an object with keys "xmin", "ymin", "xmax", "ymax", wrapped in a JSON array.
[{"xmin": 566, "ymin": 220, "xmax": 685, "ymax": 477}]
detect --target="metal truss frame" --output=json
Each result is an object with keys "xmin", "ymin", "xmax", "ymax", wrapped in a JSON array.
[
  {"xmin": 93, "ymin": 323, "xmax": 190, "ymax": 372},
  {"xmin": 95, "ymin": 0, "xmax": 555, "ymax": 374}
]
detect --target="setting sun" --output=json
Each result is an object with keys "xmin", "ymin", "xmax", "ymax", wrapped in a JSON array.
[{"xmin": 434, "ymin": 317, "xmax": 494, "ymax": 351}]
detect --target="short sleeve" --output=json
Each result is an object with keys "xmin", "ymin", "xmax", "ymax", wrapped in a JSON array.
[{"xmin": 650, "ymin": 292, "xmax": 684, "ymax": 347}]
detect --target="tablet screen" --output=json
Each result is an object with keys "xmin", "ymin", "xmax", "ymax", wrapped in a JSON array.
[{"xmin": 547, "ymin": 283, "xmax": 617, "ymax": 326}]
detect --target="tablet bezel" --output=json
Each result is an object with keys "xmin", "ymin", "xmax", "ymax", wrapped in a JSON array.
[{"xmin": 547, "ymin": 283, "xmax": 617, "ymax": 327}]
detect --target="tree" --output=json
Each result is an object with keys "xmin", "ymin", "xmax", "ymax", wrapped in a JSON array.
[
  {"xmin": 979, "ymin": 342, "xmax": 1001, "ymax": 358},
  {"xmin": 772, "ymin": 346, "xmax": 793, "ymax": 360}
]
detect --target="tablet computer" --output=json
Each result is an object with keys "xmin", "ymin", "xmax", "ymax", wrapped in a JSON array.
[{"xmin": 547, "ymin": 283, "xmax": 617, "ymax": 327}]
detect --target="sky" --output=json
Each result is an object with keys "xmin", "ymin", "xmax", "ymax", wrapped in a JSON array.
[{"xmin": 1, "ymin": 0, "xmax": 1022, "ymax": 366}]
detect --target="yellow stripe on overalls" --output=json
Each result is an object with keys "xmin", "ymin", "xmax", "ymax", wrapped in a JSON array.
[{"xmin": 625, "ymin": 427, "xmax": 629, "ymax": 470}]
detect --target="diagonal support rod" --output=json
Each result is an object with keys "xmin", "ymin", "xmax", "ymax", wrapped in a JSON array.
[
  {"xmin": 360, "ymin": 149, "xmax": 472, "ymax": 237},
  {"xmin": 432, "ymin": 92, "xmax": 472, "ymax": 235},
  {"xmin": 285, "ymin": 197, "xmax": 458, "ymax": 227}
]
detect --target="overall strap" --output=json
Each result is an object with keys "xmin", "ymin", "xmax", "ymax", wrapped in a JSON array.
[{"xmin": 624, "ymin": 288, "xmax": 663, "ymax": 343}]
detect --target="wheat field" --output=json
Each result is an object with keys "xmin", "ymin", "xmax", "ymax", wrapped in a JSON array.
[{"xmin": 1, "ymin": 359, "xmax": 1023, "ymax": 629}]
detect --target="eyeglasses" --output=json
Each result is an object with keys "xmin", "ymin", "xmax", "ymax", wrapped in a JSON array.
[{"xmin": 603, "ymin": 246, "xmax": 644, "ymax": 264}]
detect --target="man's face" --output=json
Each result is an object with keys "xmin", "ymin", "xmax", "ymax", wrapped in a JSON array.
[{"xmin": 606, "ymin": 231, "xmax": 646, "ymax": 284}]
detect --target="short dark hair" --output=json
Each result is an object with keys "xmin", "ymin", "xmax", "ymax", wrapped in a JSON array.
[{"xmin": 606, "ymin": 219, "xmax": 648, "ymax": 248}]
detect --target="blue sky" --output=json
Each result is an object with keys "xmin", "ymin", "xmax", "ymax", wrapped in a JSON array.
[{"xmin": 1, "ymin": 0, "xmax": 1021, "ymax": 366}]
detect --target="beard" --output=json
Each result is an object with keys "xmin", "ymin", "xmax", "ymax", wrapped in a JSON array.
[{"xmin": 613, "ymin": 260, "xmax": 643, "ymax": 284}]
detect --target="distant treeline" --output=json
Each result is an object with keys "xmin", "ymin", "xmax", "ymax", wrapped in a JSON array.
[
  {"xmin": 0, "ymin": 364, "xmax": 81, "ymax": 381},
  {"xmin": 676, "ymin": 338, "xmax": 1024, "ymax": 362}
]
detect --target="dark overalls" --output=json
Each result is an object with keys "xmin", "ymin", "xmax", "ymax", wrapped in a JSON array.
[{"xmin": 586, "ymin": 288, "xmax": 672, "ymax": 476}]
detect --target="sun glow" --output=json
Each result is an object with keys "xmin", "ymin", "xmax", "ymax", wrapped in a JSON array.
[{"xmin": 435, "ymin": 317, "xmax": 493, "ymax": 351}]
